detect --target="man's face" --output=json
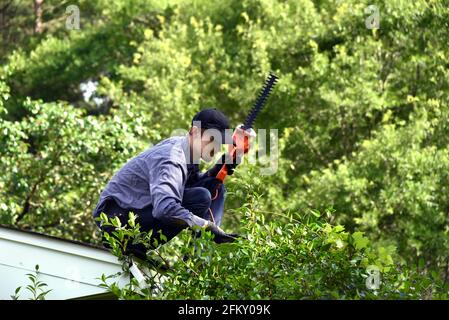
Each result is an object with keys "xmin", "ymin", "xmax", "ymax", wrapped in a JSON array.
[{"xmin": 190, "ymin": 126, "xmax": 223, "ymax": 163}]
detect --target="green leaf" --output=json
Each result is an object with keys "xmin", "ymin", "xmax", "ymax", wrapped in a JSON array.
[{"xmin": 352, "ymin": 232, "xmax": 369, "ymax": 250}]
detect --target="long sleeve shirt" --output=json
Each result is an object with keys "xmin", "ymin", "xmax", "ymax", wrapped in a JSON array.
[{"xmin": 93, "ymin": 135, "xmax": 208, "ymax": 228}]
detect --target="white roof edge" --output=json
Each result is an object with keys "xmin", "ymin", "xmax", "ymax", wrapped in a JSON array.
[{"xmin": 0, "ymin": 226, "xmax": 120, "ymax": 265}]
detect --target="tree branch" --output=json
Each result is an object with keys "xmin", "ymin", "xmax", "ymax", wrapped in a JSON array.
[{"xmin": 34, "ymin": 0, "xmax": 44, "ymax": 34}]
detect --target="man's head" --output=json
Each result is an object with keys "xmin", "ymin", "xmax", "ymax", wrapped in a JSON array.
[{"xmin": 188, "ymin": 108, "xmax": 231, "ymax": 163}]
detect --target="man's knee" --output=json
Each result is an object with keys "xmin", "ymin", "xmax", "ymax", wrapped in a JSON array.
[
  {"xmin": 182, "ymin": 187, "xmax": 212, "ymax": 216},
  {"xmin": 196, "ymin": 187, "xmax": 212, "ymax": 210}
]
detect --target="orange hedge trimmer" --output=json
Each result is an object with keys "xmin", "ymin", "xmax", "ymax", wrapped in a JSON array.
[{"xmin": 207, "ymin": 72, "xmax": 279, "ymax": 194}]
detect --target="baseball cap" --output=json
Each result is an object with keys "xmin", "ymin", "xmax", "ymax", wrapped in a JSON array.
[{"xmin": 191, "ymin": 108, "xmax": 232, "ymax": 144}]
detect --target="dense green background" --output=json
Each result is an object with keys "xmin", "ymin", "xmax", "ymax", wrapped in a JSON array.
[{"xmin": 1, "ymin": 0, "xmax": 448, "ymax": 298}]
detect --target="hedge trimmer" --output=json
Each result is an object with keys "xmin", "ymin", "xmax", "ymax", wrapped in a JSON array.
[{"xmin": 207, "ymin": 72, "xmax": 279, "ymax": 184}]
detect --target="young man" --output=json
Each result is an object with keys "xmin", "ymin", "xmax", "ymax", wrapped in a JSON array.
[{"xmin": 92, "ymin": 108, "xmax": 240, "ymax": 258}]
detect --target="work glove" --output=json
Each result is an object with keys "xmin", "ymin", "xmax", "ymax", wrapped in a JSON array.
[
  {"xmin": 203, "ymin": 220, "xmax": 240, "ymax": 244},
  {"xmin": 224, "ymin": 153, "xmax": 239, "ymax": 176},
  {"xmin": 206, "ymin": 153, "xmax": 239, "ymax": 177},
  {"xmin": 200, "ymin": 176, "xmax": 223, "ymax": 193}
]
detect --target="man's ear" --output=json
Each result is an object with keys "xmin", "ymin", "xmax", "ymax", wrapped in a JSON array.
[{"xmin": 189, "ymin": 126, "xmax": 198, "ymax": 136}]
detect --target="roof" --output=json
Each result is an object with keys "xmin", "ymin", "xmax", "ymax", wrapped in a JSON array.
[
  {"xmin": 0, "ymin": 225, "xmax": 127, "ymax": 300},
  {"xmin": 0, "ymin": 224, "xmax": 106, "ymax": 250}
]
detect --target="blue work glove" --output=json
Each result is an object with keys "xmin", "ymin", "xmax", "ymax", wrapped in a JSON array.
[{"xmin": 206, "ymin": 153, "xmax": 239, "ymax": 177}]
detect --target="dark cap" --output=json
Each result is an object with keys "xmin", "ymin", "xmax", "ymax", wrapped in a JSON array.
[{"xmin": 191, "ymin": 108, "xmax": 232, "ymax": 143}]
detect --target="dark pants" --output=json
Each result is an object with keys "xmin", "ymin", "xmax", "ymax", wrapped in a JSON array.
[{"xmin": 94, "ymin": 179, "xmax": 226, "ymax": 255}]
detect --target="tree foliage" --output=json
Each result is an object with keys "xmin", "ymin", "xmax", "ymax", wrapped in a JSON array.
[{"xmin": 1, "ymin": 0, "xmax": 449, "ymax": 298}]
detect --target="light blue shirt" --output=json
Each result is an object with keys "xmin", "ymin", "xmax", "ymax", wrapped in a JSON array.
[{"xmin": 93, "ymin": 135, "xmax": 208, "ymax": 228}]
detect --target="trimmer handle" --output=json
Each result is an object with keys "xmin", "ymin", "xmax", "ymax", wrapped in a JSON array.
[{"xmin": 216, "ymin": 126, "xmax": 255, "ymax": 182}]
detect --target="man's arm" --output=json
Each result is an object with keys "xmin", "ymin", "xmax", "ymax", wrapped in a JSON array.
[
  {"xmin": 150, "ymin": 157, "xmax": 239, "ymax": 243},
  {"xmin": 149, "ymin": 158, "xmax": 208, "ymax": 228}
]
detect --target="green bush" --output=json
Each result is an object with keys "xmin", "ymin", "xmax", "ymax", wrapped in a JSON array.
[{"xmin": 97, "ymin": 195, "xmax": 447, "ymax": 299}]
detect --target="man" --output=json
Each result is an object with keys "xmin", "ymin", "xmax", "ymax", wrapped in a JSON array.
[{"xmin": 92, "ymin": 108, "xmax": 241, "ymax": 259}]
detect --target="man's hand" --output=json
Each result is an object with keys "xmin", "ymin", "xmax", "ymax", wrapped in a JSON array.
[
  {"xmin": 233, "ymin": 126, "xmax": 256, "ymax": 154},
  {"xmin": 200, "ymin": 176, "xmax": 222, "ymax": 193},
  {"xmin": 203, "ymin": 220, "xmax": 239, "ymax": 244},
  {"xmin": 227, "ymin": 126, "xmax": 256, "ymax": 175},
  {"xmin": 205, "ymin": 153, "xmax": 237, "ymax": 176},
  {"xmin": 224, "ymin": 153, "xmax": 239, "ymax": 176},
  {"xmin": 206, "ymin": 127, "xmax": 257, "ymax": 177}
]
